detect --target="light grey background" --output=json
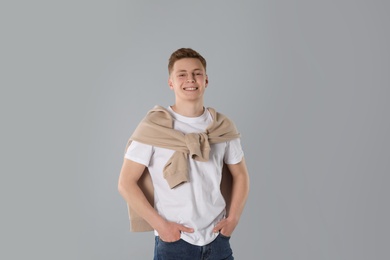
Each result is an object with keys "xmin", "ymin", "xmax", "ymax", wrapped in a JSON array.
[{"xmin": 1, "ymin": 1, "xmax": 389, "ymax": 259}]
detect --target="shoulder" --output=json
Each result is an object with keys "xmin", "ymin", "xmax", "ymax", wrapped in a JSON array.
[
  {"xmin": 144, "ymin": 105, "xmax": 173, "ymax": 128},
  {"xmin": 207, "ymin": 107, "xmax": 235, "ymax": 124}
]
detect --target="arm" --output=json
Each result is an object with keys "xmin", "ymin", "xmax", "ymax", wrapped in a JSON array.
[
  {"xmin": 213, "ymin": 157, "xmax": 250, "ymax": 236},
  {"xmin": 118, "ymin": 158, "xmax": 193, "ymax": 241}
]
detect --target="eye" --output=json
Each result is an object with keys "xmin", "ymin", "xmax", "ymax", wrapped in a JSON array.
[
  {"xmin": 195, "ymin": 72, "xmax": 203, "ymax": 76},
  {"xmin": 178, "ymin": 74, "xmax": 185, "ymax": 77}
]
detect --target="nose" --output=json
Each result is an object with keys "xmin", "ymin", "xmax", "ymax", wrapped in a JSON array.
[{"xmin": 186, "ymin": 75, "xmax": 195, "ymax": 83}]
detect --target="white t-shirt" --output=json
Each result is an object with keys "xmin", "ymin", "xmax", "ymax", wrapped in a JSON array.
[{"xmin": 125, "ymin": 106, "xmax": 244, "ymax": 246}]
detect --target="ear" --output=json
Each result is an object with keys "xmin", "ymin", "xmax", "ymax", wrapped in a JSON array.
[
  {"xmin": 168, "ymin": 78, "xmax": 173, "ymax": 89},
  {"xmin": 205, "ymin": 75, "xmax": 209, "ymax": 87}
]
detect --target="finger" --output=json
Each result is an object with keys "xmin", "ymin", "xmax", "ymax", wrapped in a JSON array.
[
  {"xmin": 179, "ymin": 225, "xmax": 194, "ymax": 233},
  {"xmin": 213, "ymin": 218, "xmax": 226, "ymax": 233},
  {"xmin": 213, "ymin": 221, "xmax": 224, "ymax": 233}
]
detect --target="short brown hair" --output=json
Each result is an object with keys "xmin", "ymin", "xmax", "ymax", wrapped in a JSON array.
[{"xmin": 168, "ymin": 48, "xmax": 207, "ymax": 75}]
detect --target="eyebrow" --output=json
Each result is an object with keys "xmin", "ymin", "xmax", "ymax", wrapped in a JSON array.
[{"xmin": 175, "ymin": 68, "xmax": 203, "ymax": 73}]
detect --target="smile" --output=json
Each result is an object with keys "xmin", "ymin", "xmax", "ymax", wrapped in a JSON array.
[{"xmin": 183, "ymin": 87, "xmax": 198, "ymax": 91}]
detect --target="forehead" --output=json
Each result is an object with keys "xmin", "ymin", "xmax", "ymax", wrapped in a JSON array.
[{"xmin": 172, "ymin": 58, "xmax": 205, "ymax": 72}]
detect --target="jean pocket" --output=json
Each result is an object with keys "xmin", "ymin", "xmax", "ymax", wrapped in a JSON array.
[
  {"xmin": 158, "ymin": 236, "xmax": 182, "ymax": 244},
  {"xmin": 218, "ymin": 233, "xmax": 231, "ymax": 239}
]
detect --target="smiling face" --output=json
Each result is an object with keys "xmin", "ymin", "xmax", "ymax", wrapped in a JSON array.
[{"xmin": 168, "ymin": 58, "xmax": 208, "ymax": 104}]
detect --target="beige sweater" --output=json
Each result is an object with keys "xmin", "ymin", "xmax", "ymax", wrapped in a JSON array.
[{"xmin": 124, "ymin": 105, "xmax": 241, "ymax": 232}]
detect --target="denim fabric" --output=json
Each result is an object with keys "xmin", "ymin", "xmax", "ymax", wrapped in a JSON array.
[{"xmin": 154, "ymin": 234, "xmax": 234, "ymax": 260}]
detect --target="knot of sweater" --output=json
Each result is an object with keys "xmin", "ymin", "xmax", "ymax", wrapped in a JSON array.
[
  {"xmin": 163, "ymin": 132, "xmax": 211, "ymax": 189},
  {"xmin": 184, "ymin": 132, "xmax": 210, "ymax": 162}
]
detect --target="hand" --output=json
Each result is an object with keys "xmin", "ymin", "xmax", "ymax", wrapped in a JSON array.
[
  {"xmin": 213, "ymin": 217, "xmax": 238, "ymax": 237},
  {"xmin": 157, "ymin": 220, "xmax": 194, "ymax": 242}
]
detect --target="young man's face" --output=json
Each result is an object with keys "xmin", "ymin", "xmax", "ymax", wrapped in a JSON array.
[{"xmin": 168, "ymin": 58, "xmax": 208, "ymax": 103}]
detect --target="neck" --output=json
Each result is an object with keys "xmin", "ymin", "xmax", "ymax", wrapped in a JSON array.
[{"xmin": 171, "ymin": 101, "xmax": 205, "ymax": 117}]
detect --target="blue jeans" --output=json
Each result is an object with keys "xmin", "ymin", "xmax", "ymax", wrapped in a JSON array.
[{"xmin": 154, "ymin": 234, "xmax": 234, "ymax": 260}]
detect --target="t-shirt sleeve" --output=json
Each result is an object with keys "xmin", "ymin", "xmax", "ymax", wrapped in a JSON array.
[
  {"xmin": 224, "ymin": 138, "xmax": 244, "ymax": 165},
  {"xmin": 124, "ymin": 140, "xmax": 153, "ymax": 167}
]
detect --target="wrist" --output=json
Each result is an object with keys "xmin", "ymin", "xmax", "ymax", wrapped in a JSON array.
[
  {"xmin": 226, "ymin": 213, "xmax": 240, "ymax": 224},
  {"xmin": 151, "ymin": 216, "xmax": 167, "ymax": 232}
]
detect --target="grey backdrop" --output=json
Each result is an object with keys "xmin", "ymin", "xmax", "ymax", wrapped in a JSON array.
[{"xmin": 1, "ymin": 1, "xmax": 389, "ymax": 259}]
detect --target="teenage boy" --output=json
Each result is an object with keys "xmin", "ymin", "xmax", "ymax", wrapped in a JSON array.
[{"xmin": 118, "ymin": 48, "xmax": 249, "ymax": 260}]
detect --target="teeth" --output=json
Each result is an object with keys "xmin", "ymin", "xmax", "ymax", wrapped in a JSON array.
[{"xmin": 184, "ymin": 87, "xmax": 197, "ymax": 90}]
